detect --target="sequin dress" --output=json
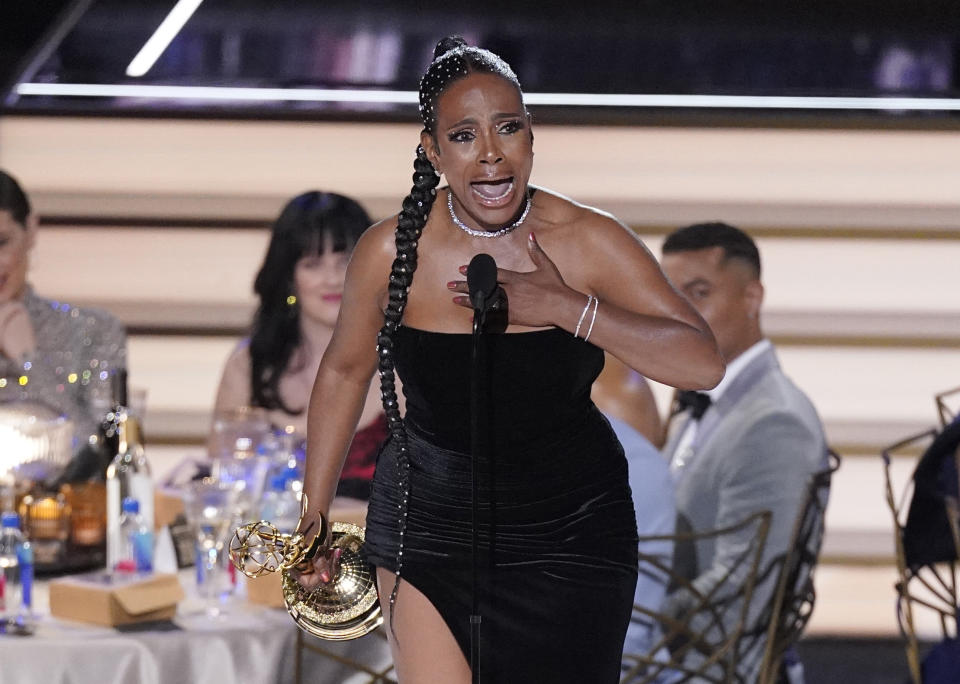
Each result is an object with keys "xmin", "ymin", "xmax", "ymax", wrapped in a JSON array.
[
  {"xmin": 364, "ymin": 326, "xmax": 639, "ymax": 683},
  {"xmin": 0, "ymin": 286, "xmax": 126, "ymax": 448}
]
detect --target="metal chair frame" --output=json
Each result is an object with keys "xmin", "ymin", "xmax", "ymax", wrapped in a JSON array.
[
  {"xmin": 882, "ymin": 428, "xmax": 960, "ymax": 684},
  {"xmin": 750, "ymin": 451, "xmax": 840, "ymax": 684},
  {"xmin": 621, "ymin": 510, "xmax": 772, "ymax": 684},
  {"xmin": 294, "ymin": 626, "xmax": 397, "ymax": 684},
  {"xmin": 935, "ymin": 385, "xmax": 960, "ymax": 429}
]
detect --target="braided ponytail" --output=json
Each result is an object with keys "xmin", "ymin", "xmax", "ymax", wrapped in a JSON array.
[
  {"xmin": 376, "ymin": 144, "xmax": 439, "ymax": 626},
  {"xmin": 376, "ymin": 35, "xmax": 523, "ymax": 632}
]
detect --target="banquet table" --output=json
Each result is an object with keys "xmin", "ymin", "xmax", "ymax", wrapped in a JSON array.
[{"xmin": 0, "ymin": 569, "xmax": 393, "ymax": 684}]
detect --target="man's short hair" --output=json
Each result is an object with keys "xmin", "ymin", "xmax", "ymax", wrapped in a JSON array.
[{"xmin": 662, "ymin": 222, "xmax": 761, "ymax": 279}]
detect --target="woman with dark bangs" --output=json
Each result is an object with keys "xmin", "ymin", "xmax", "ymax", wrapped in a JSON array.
[{"xmin": 212, "ymin": 191, "xmax": 385, "ymax": 501}]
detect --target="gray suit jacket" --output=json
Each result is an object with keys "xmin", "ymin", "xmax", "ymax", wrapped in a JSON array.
[{"xmin": 662, "ymin": 344, "xmax": 827, "ymax": 680}]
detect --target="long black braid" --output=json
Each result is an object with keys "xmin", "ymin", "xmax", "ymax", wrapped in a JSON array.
[
  {"xmin": 375, "ymin": 35, "xmax": 523, "ymax": 630},
  {"xmin": 376, "ymin": 144, "xmax": 437, "ymax": 622}
]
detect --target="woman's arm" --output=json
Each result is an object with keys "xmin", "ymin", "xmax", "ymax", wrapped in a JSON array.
[
  {"xmin": 490, "ymin": 218, "xmax": 723, "ymax": 391},
  {"xmin": 565, "ymin": 216, "xmax": 723, "ymax": 389},
  {"xmin": 212, "ymin": 342, "xmax": 252, "ymax": 415},
  {"xmin": 299, "ymin": 220, "xmax": 395, "ymax": 530},
  {"xmin": 208, "ymin": 342, "xmax": 253, "ymax": 456}
]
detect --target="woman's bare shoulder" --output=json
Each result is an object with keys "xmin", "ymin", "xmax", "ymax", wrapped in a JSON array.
[
  {"xmin": 352, "ymin": 215, "xmax": 399, "ymax": 263},
  {"xmin": 214, "ymin": 338, "xmax": 253, "ymax": 413},
  {"xmin": 533, "ymin": 187, "xmax": 632, "ymax": 239},
  {"xmin": 223, "ymin": 338, "xmax": 252, "ymax": 373}
]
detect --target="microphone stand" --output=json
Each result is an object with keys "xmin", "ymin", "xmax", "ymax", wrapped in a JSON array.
[
  {"xmin": 469, "ymin": 300, "xmax": 489, "ymax": 684},
  {"xmin": 466, "ymin": 253, "xmax": 504, "ymax": 684}
]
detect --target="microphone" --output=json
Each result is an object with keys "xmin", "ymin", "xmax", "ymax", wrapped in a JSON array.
[{"xmin": 466, "ymin": 253, "xmax": 498, "ymax": 313}]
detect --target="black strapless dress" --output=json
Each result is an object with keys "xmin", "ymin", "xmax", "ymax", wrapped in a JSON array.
[{"xmin": 365, "ymin": 326, "xmax": 638, "ymax": 683}]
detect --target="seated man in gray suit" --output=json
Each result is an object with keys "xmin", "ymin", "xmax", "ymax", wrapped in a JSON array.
[{"xmin": 659, "ymin": 222, "xmax": 827, "ymax": 682}]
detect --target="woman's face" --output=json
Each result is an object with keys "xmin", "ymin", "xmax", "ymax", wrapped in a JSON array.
[
  {"xmin": 425, "ymin": 72, "xmax": 533, "ymax": 232},
  {"xmin": 292, "ymin": 234, "xmax": 351, "ymax": 328},
  {"xmin": 0, "ymin": 210, "xmax": 34, "ymax": 303}
]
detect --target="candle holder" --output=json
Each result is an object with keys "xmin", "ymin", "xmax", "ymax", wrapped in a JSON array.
[
  {"xmin": 62, "ymin": 481, "xmax": 107, "ymax": 547},
  {"xmin": 19, "ymin": 490, "xmax": 71, "ymax": 566}
]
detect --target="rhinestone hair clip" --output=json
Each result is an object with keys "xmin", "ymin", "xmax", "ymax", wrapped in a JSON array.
[{"xmin": 447, "ymin": 190, "xmax": 531, "ymax": 238}]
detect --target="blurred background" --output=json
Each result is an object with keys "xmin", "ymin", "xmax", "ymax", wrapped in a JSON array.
[{"xmin": 1, "ymin": 1, "xmax": 959, "ymax": 681}]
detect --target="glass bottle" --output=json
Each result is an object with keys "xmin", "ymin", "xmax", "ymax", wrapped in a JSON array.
[{"xmin": 105, "ymin": 371, "xmax": 153, "ymax": 570}]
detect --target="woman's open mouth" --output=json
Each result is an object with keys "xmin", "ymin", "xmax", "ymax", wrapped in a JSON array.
[{"xmin": 470, "ymin": 177, "xmax": 515, "ymax": 208}]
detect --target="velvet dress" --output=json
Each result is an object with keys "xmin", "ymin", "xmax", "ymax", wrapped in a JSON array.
[{"xmin": 365, "ymin": 325, "xmax": 638, "ymax": 683}]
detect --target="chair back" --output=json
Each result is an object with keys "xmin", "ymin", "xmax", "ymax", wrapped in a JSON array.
[
  {"xmin": 294, "ymin": 625, "xmax": 395, "ymax": 684},
  {"xmin": 621, "ymin": 510, "xmax": 771, "ymax": 684},
  {"xmin": 748, "ymin": 450, "xmax": 840, "ymax": 684},
  {"xmin": 882, "ymin": 425, "xmax": 960, "ymax": 684},
  {"xmin": 935, "ymin": 385, "xmax": 960, "ymax": 429}
]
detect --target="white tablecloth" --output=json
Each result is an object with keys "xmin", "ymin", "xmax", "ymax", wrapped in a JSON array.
[{"xmin": 0, "ymin": 570, "xmax": 392, "ymax": 684}]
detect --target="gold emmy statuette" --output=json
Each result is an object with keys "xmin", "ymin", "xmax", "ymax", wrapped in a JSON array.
[{"xmin": 229, "ymin": 495, "xmax": 382, "ymax": 640}]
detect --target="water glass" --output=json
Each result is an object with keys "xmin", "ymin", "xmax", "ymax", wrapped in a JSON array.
[
  {"xmin": 182, "ymin": 478, "xmax": 246, "ymax": 616},
  {"xmin": 209, "ymin": 407, "xmax": 272, "ymax": 502}
]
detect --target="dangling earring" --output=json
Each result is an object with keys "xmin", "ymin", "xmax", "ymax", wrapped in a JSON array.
[{"xmin": 286, "ymin": 295, "xmax": 297, "ymax": 307}]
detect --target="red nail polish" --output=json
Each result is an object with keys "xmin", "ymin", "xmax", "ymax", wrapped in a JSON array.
[
  {"xmin": 446, "ymin": 281, "xmax": 457, "ymax": 289},
  {"xmin": 458, "ymin": 265, "xmax": 467, "ymax": 274}
]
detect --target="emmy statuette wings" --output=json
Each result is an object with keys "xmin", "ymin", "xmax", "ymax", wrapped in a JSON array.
[{"xmin": 229, "ymin": 494, "xmax": 382, "ymax": 640}]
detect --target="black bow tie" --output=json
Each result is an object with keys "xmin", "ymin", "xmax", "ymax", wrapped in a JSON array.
[{"xmin": 676, "ymin": 390, "xmax": 712, "ymax": 420}]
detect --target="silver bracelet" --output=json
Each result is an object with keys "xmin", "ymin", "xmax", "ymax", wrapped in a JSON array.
[
  {"xmin": 574, "ymin": 294, "xmax": 593, "ymax": 338},
  {"xmin": 583, "ymin": 296, "xmax": 599, "ymax": 342}
]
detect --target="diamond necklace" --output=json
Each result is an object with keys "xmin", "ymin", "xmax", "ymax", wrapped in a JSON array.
[{"xmin": 447, "ymin": 190, "xmax": 531, "ymax": 238}]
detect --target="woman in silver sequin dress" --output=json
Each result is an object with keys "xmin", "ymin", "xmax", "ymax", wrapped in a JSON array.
[{"xmin": 0, "ymin": 169, "xmax": 126, "ymax": 450}]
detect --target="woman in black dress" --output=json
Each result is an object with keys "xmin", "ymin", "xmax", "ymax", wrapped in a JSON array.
[{"xmin": 296, "ymin": 37, "xmax": 724, "ymax": 683}]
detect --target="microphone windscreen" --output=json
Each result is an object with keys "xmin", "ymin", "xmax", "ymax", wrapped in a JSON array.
[{"xmin": 467, "ymin": 253, "xmax": 498, "ymax": 305}]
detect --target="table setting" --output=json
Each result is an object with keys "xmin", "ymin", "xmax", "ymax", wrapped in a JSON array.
[{"xmin": 0, "ymin": 402, "xmax": 390, "ymax": 684}]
